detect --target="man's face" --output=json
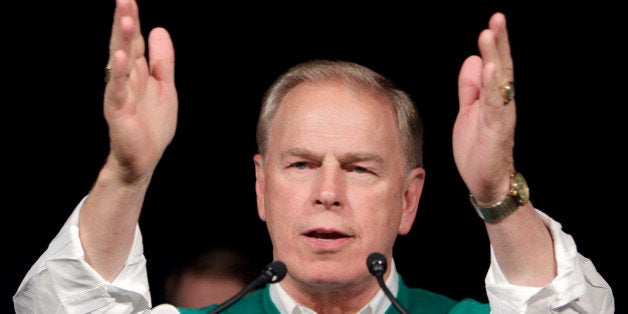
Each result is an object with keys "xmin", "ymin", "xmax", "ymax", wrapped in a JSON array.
[{"xmin": 254, "ymin": 80, "xmax": 423, "ymax": 290}]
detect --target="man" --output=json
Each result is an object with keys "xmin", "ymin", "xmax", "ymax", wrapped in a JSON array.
[
  {"xmin": 13, "ymin": 0, "xmax": 614, "ymax": 313},
  {"xmin": 164, "ymin": 247, "xmax": 258, "ymax": 308}
]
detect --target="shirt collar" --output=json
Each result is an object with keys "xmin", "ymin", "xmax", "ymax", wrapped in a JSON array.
[{"xmin": 269, "ymin": 258, "xmax": 399, "ymax": 314}]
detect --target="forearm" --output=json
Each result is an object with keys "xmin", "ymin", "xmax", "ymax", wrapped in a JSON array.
[
  {"xmin": 485, "ymin": 202, "xmax": 556, "ymax": 286},
  {"xmin": 14, "ymin": 197, "xmax": 152, "ymax": 313},
  {"xmin": 79, "ymin": 158, "xmax": 152, "ymax": 281},
  {"xmin": 485, "ymin": 209, "xmax": 615, "ymax": 313}
]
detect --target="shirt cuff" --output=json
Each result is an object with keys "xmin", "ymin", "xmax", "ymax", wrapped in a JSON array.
[
  {"xmin": 14, "ymin": 196, "xmax": 152, "ymax": 313},
  {"xmin": 485, "ymin": 209, "xmax": 592, "ymax": 312}
]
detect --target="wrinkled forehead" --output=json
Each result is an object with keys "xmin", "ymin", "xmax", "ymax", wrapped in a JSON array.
[{"xmin": 267, "ymin": 80, "xmax": 402, "ymax": 158}]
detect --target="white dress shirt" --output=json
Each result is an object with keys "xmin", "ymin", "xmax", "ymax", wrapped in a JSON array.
[
  {"xmin": 268, "ymin": 259, "xmax": 398, "ymax": 314},
  {"xmin": 13, "ymin": 197, "xmax": 614, "ymax": 313}
]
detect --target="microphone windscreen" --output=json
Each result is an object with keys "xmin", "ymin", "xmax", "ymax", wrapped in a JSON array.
[
  {"xmin": 266, "ymin": 261, "xmax": 287, "ymax": 283},
  {"xmin": 366, "ymin": 252, "xmax": 387, "ymax": 276}
]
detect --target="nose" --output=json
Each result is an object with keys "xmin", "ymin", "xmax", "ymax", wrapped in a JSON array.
[
  {"xmin": 315, "ymin": 166, "xmax": 343, "ymax": 209},
  {"xmin": 317, "ymin": 191, "xmax": 340, "ymax": 208}
]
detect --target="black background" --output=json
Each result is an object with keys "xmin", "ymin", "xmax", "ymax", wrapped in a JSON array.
[{"xmin": 4, "ymin": 1, "xmax": 624, "ymax": 313}]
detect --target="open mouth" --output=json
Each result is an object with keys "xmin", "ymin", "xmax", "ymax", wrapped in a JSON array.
[{"xmin": 306, "ymin": 231, "xmax": 349, "ymax": 240}]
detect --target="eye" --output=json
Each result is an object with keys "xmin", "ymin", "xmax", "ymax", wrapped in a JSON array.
[
  {"xmin": 292, "ymin": 161, "xmax": 310, "ymax": 170},
  {"xmin": 348, "ymin": 165, "xmax": 371, "ymax": 174}
]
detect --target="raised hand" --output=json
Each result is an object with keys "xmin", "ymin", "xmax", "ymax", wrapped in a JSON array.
[
  {"xmin": 454, "ymin": 12, "xmax": 516, "ymax": 205},
  {"xmin": 80, "ymin": 0, "xmax": 177, "ymax": 281},
  {"xmin": 104, "ymin": 0, "xmax": 177, "ymax": 182}
]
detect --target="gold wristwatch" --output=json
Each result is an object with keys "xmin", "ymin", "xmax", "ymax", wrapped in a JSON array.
[{"xmin": 469, "ymin": 172, "xmax": 529, "ymax": 222}]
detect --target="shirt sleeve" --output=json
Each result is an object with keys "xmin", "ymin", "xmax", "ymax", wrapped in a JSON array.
[
  {"xmin": 13, "ymin": 196, "xmax": 153, "ymax": 313},
  {"xmin": 485, "ymin": 209, "xmax": 615, "ymax": 313}
]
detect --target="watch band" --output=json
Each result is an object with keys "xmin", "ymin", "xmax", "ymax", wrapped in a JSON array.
[
  {"xmin": 469, "ymin": 193, "xmax": 519, "ymax": 222},
  {"xmin": 469, "ymin": 172, "xmax": 529, "ymax": 222}
]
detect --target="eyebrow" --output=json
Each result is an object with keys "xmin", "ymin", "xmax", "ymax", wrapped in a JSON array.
[{"xmin": 281, "ymin": 148, "xmax": 384, "ymax": 165}]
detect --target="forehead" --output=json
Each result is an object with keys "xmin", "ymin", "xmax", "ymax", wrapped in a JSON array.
[{"xmin": 268, "ymin": 80, "xmax": 402, "ymax": 156}]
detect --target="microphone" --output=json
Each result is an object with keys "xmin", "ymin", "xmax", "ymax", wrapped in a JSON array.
[
  {"xmin": 208, "ymin": 260, "xmax": 287, "ymax": 314},
  {"xmin": 367, "ymin": 252, "xmax": 409, "ymax": 314}
]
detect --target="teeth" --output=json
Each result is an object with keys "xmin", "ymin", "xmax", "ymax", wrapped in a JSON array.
[{"xmin": 316, "ymin": 238, "xmax": 334, "ymax": 242}]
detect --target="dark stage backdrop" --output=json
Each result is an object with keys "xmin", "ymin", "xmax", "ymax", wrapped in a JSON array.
[{"xmin": 4, "ymin": 1, "xmax": 623, "ymax": 313}]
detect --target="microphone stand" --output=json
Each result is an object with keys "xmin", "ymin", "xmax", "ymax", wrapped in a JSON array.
[
  {"xmin": 208, "ymin": 260, "xmax": 287, "ymax": 314},
  {"xmin": 367, "ymin": 252, "xmax": 409, "ymax": 314}
]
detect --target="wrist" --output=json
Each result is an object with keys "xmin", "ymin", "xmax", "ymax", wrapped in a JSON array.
[{"xmin": 470, "ymin": 172, "xmax": 530, "ymax": 222}]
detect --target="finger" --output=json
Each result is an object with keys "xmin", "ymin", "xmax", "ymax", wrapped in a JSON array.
[
  {"xmin": 126, "ymin": 0, "xmax": 146, "ymax": 64},
  {"xmin": 489, "ymin": 12, "xmax": 514, "ymax": 81},
  {"xmin": 107, "ymin": 50, "xmax": 129, "ymax": 107},
  {"xmin": 107, "ymin": 0, "xmax": 143, "ymax": 84},
  {"xmin": 147, "ymin": 27, "xmax": 175, "ymax": 84},
  {"xmin": 477, "ymin": 29, "xmax": 503, "ymax": 108},
  {"xmin": 109, "ymin": 0, "xmax": 132, "ymax": 61},
  {"xmin": 458, "ymin": 55, "xmax": 483, "ymax": 109}
]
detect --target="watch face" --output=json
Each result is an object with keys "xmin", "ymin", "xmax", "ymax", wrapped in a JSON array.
[{"xmin": 512, "ymin": 172, "xmax": 530, "ymax": 204}]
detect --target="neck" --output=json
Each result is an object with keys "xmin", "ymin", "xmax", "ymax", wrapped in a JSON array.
[{"xmin": 280, "ymin": 275, "xmax": 382, "ymax": 313}]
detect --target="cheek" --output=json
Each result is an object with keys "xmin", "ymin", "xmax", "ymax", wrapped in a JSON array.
[
  {"xmin": 376, "ymin": 207, "xmax": 403, "ymax": 236},
  {"xmin": 265, "ymin": 176, "xmax": 305, "ymax": 211},
  {"xmin": 264, "ymin": 179, "xmax": 304, "ymax": 233},
  {"xmin": 358, "ymin": 192, "xmax": 404, "ymax": 239}
]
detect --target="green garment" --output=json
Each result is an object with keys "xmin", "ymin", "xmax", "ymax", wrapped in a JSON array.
[{"xmin": 177, "ymin": 276, "xmax": 490, "ymax": 314}]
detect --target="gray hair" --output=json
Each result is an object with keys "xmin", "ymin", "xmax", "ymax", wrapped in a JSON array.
[{"xmin": 256, "ymin": 59, "xmax": 423, "ymax": 171}]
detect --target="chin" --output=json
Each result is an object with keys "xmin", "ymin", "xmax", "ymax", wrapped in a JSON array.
[{"xmin": 292, "ymin": 259, "xmax": 363, "ymax": 287}]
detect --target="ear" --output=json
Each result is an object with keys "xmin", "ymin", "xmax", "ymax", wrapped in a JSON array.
[
  {"xmin": 398, "ymin": 167, "xmax": 425, "ymax": 235},
  {"xmin": 253, "ymin": 154, "xmax": 267, "ymax": 221}
]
